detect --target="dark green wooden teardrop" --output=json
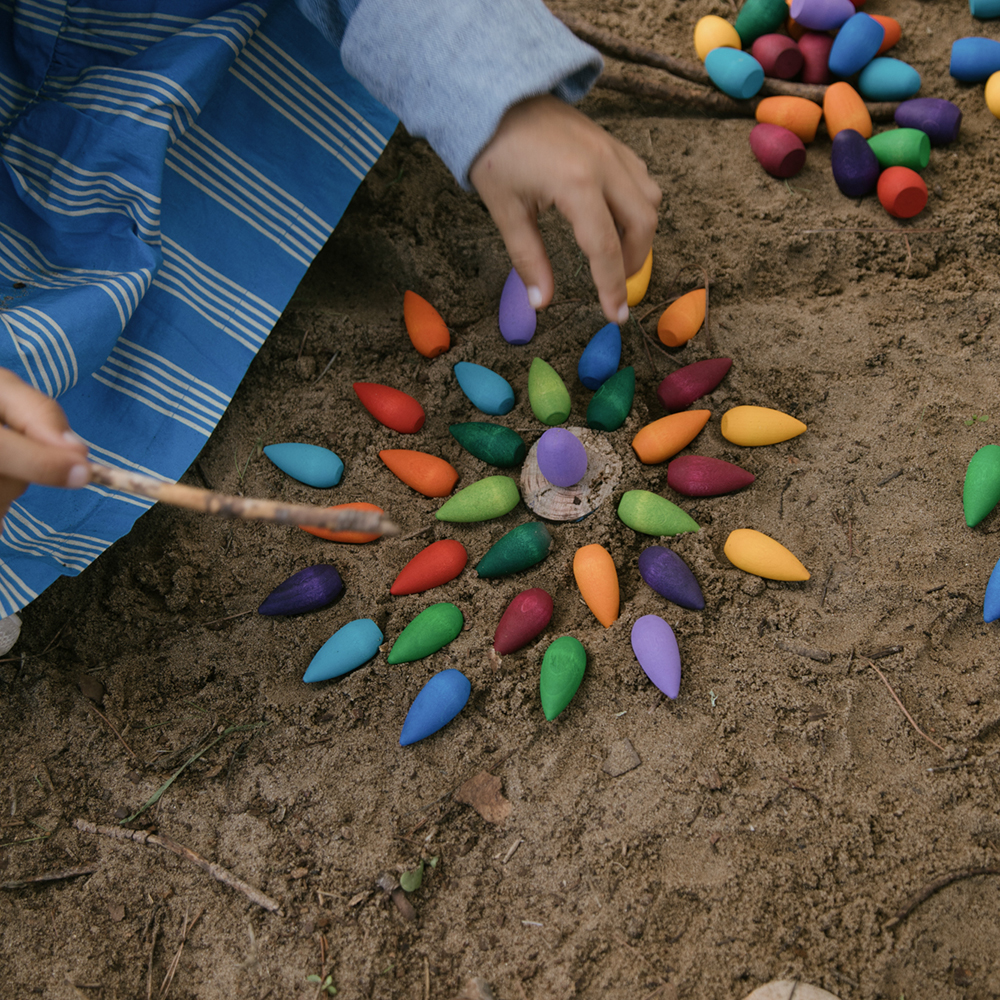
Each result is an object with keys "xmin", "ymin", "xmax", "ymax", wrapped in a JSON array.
[
  {"xmin": 587, "ymin": 366, "xmax": 635, "ymax": 431},
  {"xmin": 449, "ymin": 422, "xmax": 527, "ymax": 468},
  {"xmin": 475, "ymin": 522, "xmax": 553, "ymax": 578},
  {"xmin": 387, "ymin": 602, "xmax": 464, "ymax": 664}
]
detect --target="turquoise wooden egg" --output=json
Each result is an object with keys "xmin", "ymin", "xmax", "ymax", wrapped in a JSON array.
[
  {"xmin": 303, "ymin": 618, "xmax": 383, "ymax": 682},
  {"xmin": 264, "ymin": 442, "xmax": 344, "ymax": 488},
  {"xmin": 454, "ymin": 362, "xmax": 515, "ymax": 416}
]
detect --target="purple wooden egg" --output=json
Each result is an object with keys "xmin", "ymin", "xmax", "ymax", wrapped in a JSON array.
[
  {"xmin": 258, "ymin": 564, "xmax": 343, "ymax": 615},
  {"xmin": 630, "ymin": 614, "xmax": 682, "ymax": 699},
  {"xmin": 493, "ymin": 587, "xmax": 554, "ymax": 654},
  {"xmin": 798, "ymin": 31, "xmax": 834, "ymax": 84},
  {"xmin": 657, "ymin": 358, "xmax": 732, "ymax": 412},
  {"xmin": 789, "ymin": 0, "xmax": 855, "ymax": 31},
  {"xmin": 667, "ymin": 454, "xmax": 755, "ymax": 497},
  {"xmin": 749, "ymin": 123, "xmax": 806, "ymax": 179},
  {"xmin": 831, "ymin": 128, "xmax": 880, "ymax": 197},
  {"xmin": 638, "ymin": 546, "xmax": 705, "ymax": 611},
  {"xmin": 536, "ymin": 427, "xmax": 588, "ymax": 487},
  {"xmin": 499, "ymin": 267, "xmax": 536, "ymax": 345},
  {"xmin": 750, "ymin": 34, "xmax": 804, "ymax": 79},
  {"xmin": 894, "ymin": 97, "xmax": 962, "ymax": 145}
]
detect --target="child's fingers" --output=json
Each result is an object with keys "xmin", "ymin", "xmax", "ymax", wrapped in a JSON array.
[
  {"xmin": 0, "ymin": 368, "xmax": 87, "ymax": 453},
  {"xmin": 491, "ymin": 200, "xmax": 555, "ymax": 310},
  {"xmin": 0, "ymin": 425, "xmax": 91, "ymax": 489},
  {"xmin": 607, "ymin": 159, "xmax": 662, "ymax": 279}
]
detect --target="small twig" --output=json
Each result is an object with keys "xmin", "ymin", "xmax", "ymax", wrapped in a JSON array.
[
  {"xmin": 81, "ymin": 696, "xmax": 141, "ymax": 763},
  {"xmin": 87, "ymin": 464, "xmax": 399, "ymax": 535},
  {"xmin": 200, "ymin": 609, "xmax": 254, "ymax": 627},
  {"xmin": 884, "ymin": 868, "xmax": 1000, "ymax": 930},
  {"xmin": 74, "ymin": 819, "xmax": 282, "ymax": 914},
  {"xmin": 158, "ymin": 907, "xmax": 204, "ymax": 1000},
  {"xmin": 797, "ymin": 227, "xmax": 953, "ymax": 234},
  {"xmin": 147, "ymin": 908, "xmax": 161, "ymax": 1000},
  {"xmin": 866, "ymin": 659, "xmax": 945, "ymax": 752},
  {"xmin": 1, "ymin": 864, "xmax": 98, "ymax": 890},
  {"xmin": 877, "ymin": 469, "xmax": 904, "ymax": 487},
  {"xmin": 312, "ymin": 350, "xmax": 340, "ymax": 386}
]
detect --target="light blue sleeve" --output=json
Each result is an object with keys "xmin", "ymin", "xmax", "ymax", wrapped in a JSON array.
[{"xmin": 294, "ymin": 0, "xmax": 603, "ymax": 190}]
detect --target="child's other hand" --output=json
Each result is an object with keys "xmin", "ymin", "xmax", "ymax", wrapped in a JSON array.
[
  {"xmin": 470, "ymin": 94, "xmax": 661, "ymax": 326},
  {"xmin": 0, "ymin": 369, "xmax": 90, "ymax": 532}
]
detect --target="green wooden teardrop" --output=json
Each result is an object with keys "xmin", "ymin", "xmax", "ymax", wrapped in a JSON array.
[
  {"xmin": 387, "ymin": 602, "xmax": 464, "ymax": 664},
  {"xmin": 963, "ymin": 444, "xmax": 1000, "ymax": 527},
  {"xmin": 539, "ymin": 635, "xmax": 587, "ymax": 720},
  {"xmin": 475, "ymin": 522, "xmax": 553, "ymax": 578},
  {"xmin": 587, "ymin": 366, "xmax": 635, "ymax": 431},
  {"xmin": 449, "ymin": 422, "xmax": 527, "ymax": 467},
  {"xmin": 617, "ymin": 489, "xmax": 700, "ymax": 536},
  {"xmin": 436, "ymin": 476, "xmax": 520, "ymax": 523},
  {"xmin": 528, "ymin": 357, "xmax": 571, "ymax": 425}
]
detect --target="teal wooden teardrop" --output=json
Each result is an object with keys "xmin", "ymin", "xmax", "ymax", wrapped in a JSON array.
[
  {"xmin": 475, "ymin": 522, "xmax": 553, "ymax": 578},
  {"xmin": 449, "ymin": 422, "xmax": 527, "ymax": 467},
  {"xmin": 587, "ymin": 366, "xmax": 635, "ymax": 431}
]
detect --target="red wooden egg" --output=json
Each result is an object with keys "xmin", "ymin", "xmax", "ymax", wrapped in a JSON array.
[
  {"xmin": 667, "ymin": 455, "xmax": 756, "ymax": 497},
  {"xmin": 750, "ymin": 34, "xmax": 804, "ymax": 79},
  {"xmin": 353, "ymin": 382, "xmax": 426, "ymax": 433},
  {"xmin": 797, "ymin": 31, "xmax": 834, "ymax": 83},
  {"xmin": 877, "ymin": 165, "xmax": 927, "ymax": 218},
  {"xmin": 493, "ymin": 587, "xmax": 554, "ymax": 655},
  {"xmin": 749, "ymin": 123, "xmax": 806, "ymax": 178},
  {"xmin": 390, "ymin": 539, "xmax": 468, "ymax": 595},
  {"xmin": 657, "ymin": 358, "xmax": 732, "ymax": 413}
]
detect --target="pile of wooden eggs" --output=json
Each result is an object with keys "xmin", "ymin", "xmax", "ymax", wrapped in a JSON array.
[{"xmin": 695, "ymin": 0, "xmax": 964, "ymax": 219}]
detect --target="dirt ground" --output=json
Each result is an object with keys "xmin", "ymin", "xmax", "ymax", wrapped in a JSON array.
[{"xmin": 3, "ymin": 2, "xmax": 1000, "ymax": 998}]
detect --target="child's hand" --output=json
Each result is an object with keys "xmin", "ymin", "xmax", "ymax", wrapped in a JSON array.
[
  {"xmin": 0, "ymin": 369, "xmax": 91, "ymax": 532},
  {"xmin": 470, "ymin": 94, "xmax": 661, "ymax": 326}
]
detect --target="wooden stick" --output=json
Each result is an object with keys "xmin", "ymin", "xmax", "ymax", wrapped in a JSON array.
[
  {"xmin": 1, "ymin": 864, "xmax": 98, "ymax": 890},
  {"xmin": 74, "ymin": 818, "xmax": 283, "ymax": 914},
  {"xmin": 87, "ymin": 463, "xmax": 399, "ymax": 535},
  {"xmin": 884, "ymin": 867, "xmax": 1000, "ymax": 930}
]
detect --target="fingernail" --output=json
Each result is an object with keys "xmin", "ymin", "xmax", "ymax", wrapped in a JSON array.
[
  {"xmin": 617, "ymin": 304, "xmax": 630, "ymax": 324},
  {"xmin": 63, "ymin": 430, "xmax": 87, "ymax": 448},
  {"xmin": 66, "ymin": 464, "xmax": 90, "ymax": 489},
  {"xmin": 526, "ymin": 285, "xmax": 543, "ymax": 309}
]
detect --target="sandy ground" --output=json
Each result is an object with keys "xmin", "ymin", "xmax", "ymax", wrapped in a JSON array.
[{"xmin": 3, "ymin": 2, "xmax": 1000, "ymax": 998}]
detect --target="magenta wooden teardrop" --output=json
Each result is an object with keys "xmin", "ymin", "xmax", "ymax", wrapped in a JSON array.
[
  {"xmin": 667, "ymin": 455, "xmax": 755, "ymax": 497},
  {"xmin": 749, "ymin": 123, "xmax": 806, "ymax": 179},
  {"xmin": 493, "ymin": 587, "xmax": 554, "ymax": 655},
  {"xmin": 657, "ymin": 358, "xmax": 732, "ymax": 413}
]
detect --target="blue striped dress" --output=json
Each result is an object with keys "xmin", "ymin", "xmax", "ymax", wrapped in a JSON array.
[{"xmin": 0, "ymin": 0, "xmax": 397, "ymax": 616}]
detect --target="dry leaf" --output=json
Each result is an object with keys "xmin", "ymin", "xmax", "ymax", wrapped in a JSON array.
[
  {"xmin": 742, "ymin": 982, "xmax": 841, "ymax": 1000},
  {"xmin": 602, "ymin": 738, "xmax": 641, "ymax": 777},
  {"xmin": 454, "ymin": 772, "xmax": 511, "ymax": 824},
  {"xmin": 348, "ymin": 891, "xmax": 370, "ymax": 907},
  {"xmin": 108, "ymin": 901, "xmax": 125, "ymax": 922}
]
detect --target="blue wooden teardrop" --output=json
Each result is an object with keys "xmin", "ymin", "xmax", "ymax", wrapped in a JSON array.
[
  {"xmin": 400, "ymin": 668, "xmax": 472, "ymax": 745},
  {"xmin": 303, "ymin": 619, "xmax": 383, "ymax": 682},
  {"xmin": 264, "ymin": 442, "xmax": 344, "ymax": 488},
  {"xmin": 454, "ymin": 362, "xmax": 515, "ymax": 416},
  {"xmin": 985, "ymin": 557, "xmax": 1000, "ymax": 623},
  {"xmin": 578, "ymin": 322, "xmax": 621, "ymax": 390}
]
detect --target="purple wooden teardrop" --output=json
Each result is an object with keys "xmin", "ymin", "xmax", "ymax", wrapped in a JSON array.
[
  {"xmin": 499, "ymin": 267, "xmax": 537, "ymax": 345},
  {"xmin": 637, "ymin": 546, "xmax": 705, "ymax": 611},
  {"xmin": 630, "ymin": 615, "xmax": 681, "ymax": 699},
  {"xmin": 493, "ymin": 587, "xmax": 554, "ymax": 655},
  {"xmin": 831, "ymin": 128, "xmax": 880, "ymax": 198},
  {"xmin": 657, "ymin": 358, "xmax": 732, "ymax": 412},
  {"xmin": 667, "ymin": 455, "xmax": 755, "ymax": 497},
  {"xmin": 258, "ymin": 564, "xmax": 343, "ymax": 615}
]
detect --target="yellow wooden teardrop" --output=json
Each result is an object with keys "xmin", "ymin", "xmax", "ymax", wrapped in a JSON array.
[
  {"xmin": 625, "ymin": 249, "xmax": 653, "ymax": 307},
  {"xmin": 720, "ymin": 405, "xmax": 807, "ymax": 446},
  {"xmin": 724, "ymin": 529, "xmax": 810, "ymax": 581}
]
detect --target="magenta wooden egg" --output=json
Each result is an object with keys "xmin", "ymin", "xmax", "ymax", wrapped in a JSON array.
[
  {"xmin": 657, "ymin": 358, "xmax": 732, "ymax": 413},
  {"xmin": 749, "ymin": 123, "xmax": 806, "ymax": 178},
  {"xmin": 667, "ymin": 454, "xmax": 756, "ymax": 497},
  {"xmin": 493, "ymin": 587, "xmax": 554, "ymax": 655},
  {"xmin": 798, "ymin": 31, "xmax": 834, "ymax": 84},
  {"xmin": 536, "ymin": 427, "xmax": 588, "ymax": 488},
  {"xmin": 750, "ymin": 34, "xmax": 804, "ymax": 78}
]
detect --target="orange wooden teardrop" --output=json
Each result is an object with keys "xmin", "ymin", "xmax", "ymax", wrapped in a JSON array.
[
  {"xmin": 657, "ymin": 288, "xmax": 706, "ymax": 347},
  {"xmin": 301, "ymin": 502, "xmax": 385, "ymax": 543},
  {"xmin": 632, "ymin": 410, "xmax": 711, "ymax": 465},
  {"xmin": 403, "ymin": 290, "xmax": 450, "ymax": 358},
  {"xmin": 573, "ymin": 544, "xmax": 619, "ymax": 627},
  {"xmin": 380, "ymin": 450, "xmax": 459, "ymax": 497}
]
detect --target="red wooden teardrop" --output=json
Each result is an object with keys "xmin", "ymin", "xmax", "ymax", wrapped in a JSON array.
[
  {"xmin": 390, "ymin": 539, "xmax": 468, "ymax": 595},
  {"xmin": 657, "ymin": 358, "xmax": 732, "ymax": 412},
  {"xmin": 667, "ymin": 455, "xmax": 755, "ymax": 497},
  {"xmin": 353, "ymin": 382, "xmax": 426, "ymax": 434}
]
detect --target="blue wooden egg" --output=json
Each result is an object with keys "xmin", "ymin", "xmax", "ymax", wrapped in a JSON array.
[
  {"xmin": 831, "ymin": 128, "xmax": 880, "ymax": 197},
  {"xmin": 950, "ymin": 37, "xmax": 1000, "ymax": 82},
  {"xmin": 264, "ymin": 442, "xmax": 344, "ymax": 488},
  {"xmin": 499, "ymin": 267, "xmax": 536, "ymax": 345},
  {"xmin": 828, "ymin": 13, "xmax": 885, "ymax": 78},
  {"xmin": 303, "ymin": 618, "xmax": 383, "ymax": 682},
  {"xmin": 705, "ymin": 47, "xmax": 764, "ymax": 99},
  {"xmin": 985, "ymin": 556, "xmax": 1000, "ymax": 623},
  {"xmin": 578, "ymin": 323, "xmax": 621, "ymax": 390},
  {"xmin": 630, "ymin": 615, "xmax": 682, "ymax": 699},
  {"xmin": 857, "ymin": 57, "xmax": 921, "ymax": 101},
  {"xmin": 400, "ymin": 668, "xmax": 471, "ymax": 745},
  {"xmin": 536, "ymin": 427, "xmax": 588, "ymax": 487},
  {"xmin": 454, "ymin": 361, "xmax": 515, "ymax": 415},
  {"xmin": 894, "ymin": 97, "xmax": 962, "ymax": 145}
]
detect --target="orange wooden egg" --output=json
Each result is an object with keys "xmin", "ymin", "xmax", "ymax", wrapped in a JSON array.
[
  {"xmin": 301, "ymin": 502, "xmax": 385, "ymax": 543},
  {"xmin": 870, "ymin": 14, "xmax": 901, "ymax": 55},
  {"xmin": 403, "ymin": 290, "xmax": 450, "ymax": 358},
  {"xmin": 379, "ymin": 449, "xmax": 459, "ymax": 497},
  {"xmin": 786, "ymin": 16, "xmax": 806, "ymax": 41},
  {"xmin": 657, "ymin": 288, "xmax": 706, "ymax": 347},
  {"xmin": 573, "ymin": 544, "xmax": 619, "ymax": 627},
  {"xmin": 390, "ymin": 538, "xmax": 467, "ymax": 595},
  {"xmin": 626, "ymin": 248, "xmax": 653, "ymax": 307},
  {"xmin": 823, "ymin": 81, "xmax": 872, "ymax": 139},
  {"xmin": 755, "ymin": 95, "xmax": 823, "ymax": 143},
  {"xmin": 877, "ymin": 165, "xmax": 927, "ymax": 219},
  {"xmin": 632, "ymin": 410, "xmax": 711, "ymax": 465}
]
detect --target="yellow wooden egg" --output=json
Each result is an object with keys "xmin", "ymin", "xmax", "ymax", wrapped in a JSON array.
[
  {"xmin": 625, "ymin": 248, "xmax": 653, "ymax": 307},
  {"xmin": 657, "ymin": 288, "xmax": 705, "ymax": 347},
  {"xmin": 694, "ymin": 15, "xmax": 742, "ymax": 61},
  {"xmin": 986, "ymin": 71, "xmax": 1000, "ymax": 119},
  {"xmin": 724, "ymin": 528, "xmax": 810, "ymax": 581},
  {"xmin": 720, "ymin": 405, "xmax": 806, "ymax": 446}
]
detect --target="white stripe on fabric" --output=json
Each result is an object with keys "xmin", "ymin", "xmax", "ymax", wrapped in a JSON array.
[
  {"xmin": 0, "ymin": 560, "xmax": 39, "ymax": 617},
  {"xmin": 2, "ymin": 502, "xmax": 111, "ymax": 569},
  {"xmin": 0, "ymin": 307, "xmax": 78, "ymax": 397},
  {"xmin": 12, "ymin": 0, "xmax": 62, "ymax": 38},
  {"xmin": 81, "ymin": 484, "xmax": 155, "ymax": 510},
  {"xmin": 86, "ymin": 442, "xmax": 173, "ymax": 482},
  {"xmin": 90, "ymin": 372, "xmax": 217, "ymax": 437},
  {"xmin": 0, "ymin": 70, "xmax": 34, "ymax": 123}
]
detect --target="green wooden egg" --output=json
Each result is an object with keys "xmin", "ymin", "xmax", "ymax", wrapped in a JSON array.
[
  {"xmin": 475, "ymin": 521, "xmax": 553, "ymax": 578},
  {"xmin": 528, "ymin": 357, "xmax": 571, "ymax": 425},
  {"xmin": 539, "ymin": 635, "xmax": 587, "ymax": 720},
  {"xmin": 449, "ymin": 422, "xmax": 527, "ymax": 467},
  {"xmin": 587, "ymin": 366, "xmax": 635, "ymax": 431},
  {"xmin": 963, "ymin": 444, "xmax": 1000, "ymax": 527},
  {"xmin": 436, "ymin": 476, "xmax": 520, "ymax": 523},
  {"xmin": 617, "ymin": 489, "xmax": 700, "ymax": 536},
  {"xmin": 387, "ymin": 602, "xmax": 464, "ymax": 664}
]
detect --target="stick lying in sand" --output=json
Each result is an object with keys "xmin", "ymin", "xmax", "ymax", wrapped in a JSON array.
[{"xmin": 87, "ymin": 463, "xmax": 400, "ymax": 536}]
